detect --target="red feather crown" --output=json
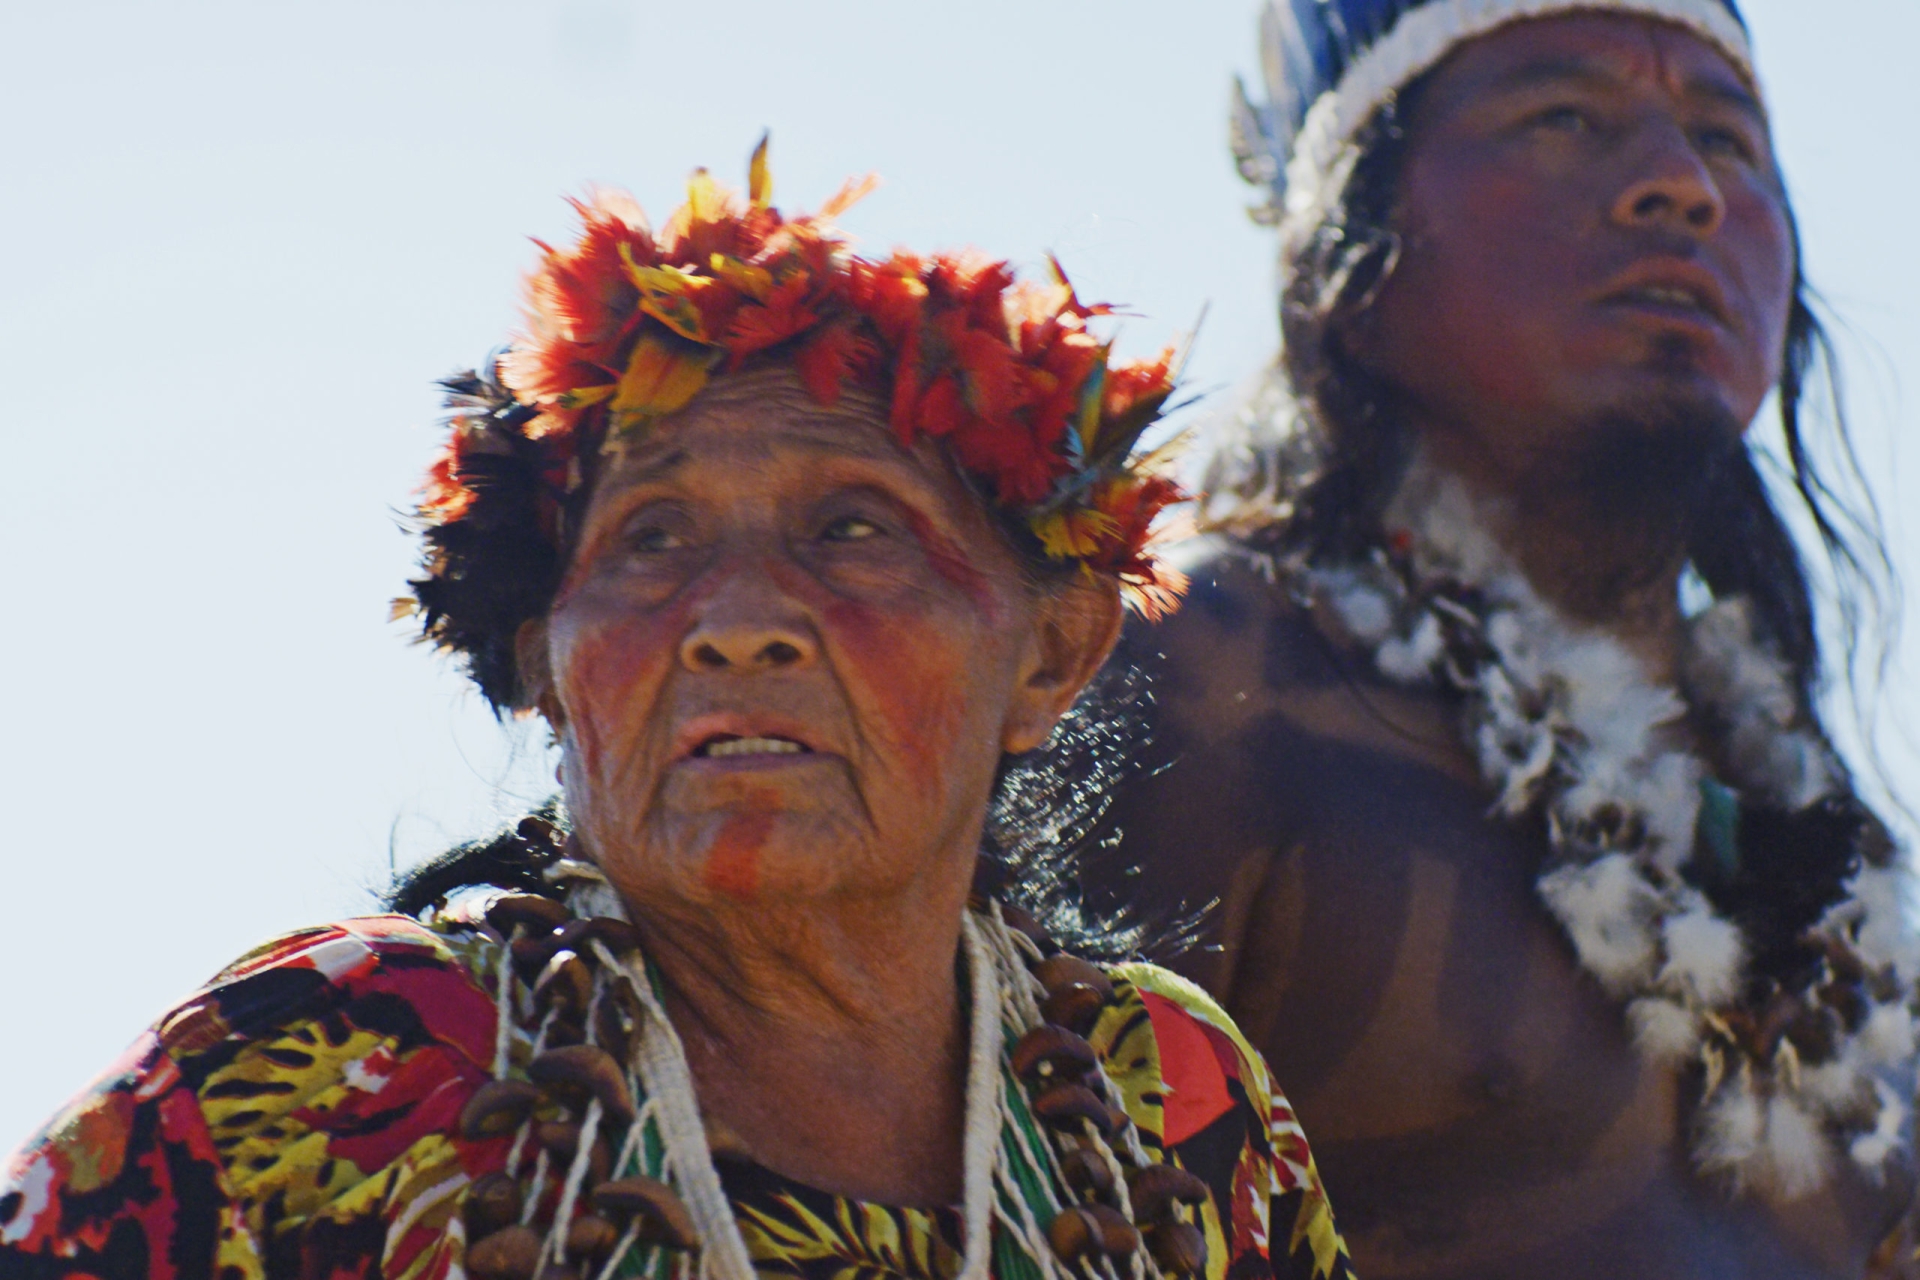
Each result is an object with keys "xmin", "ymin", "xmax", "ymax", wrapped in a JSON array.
[{"xmin": 418, "ymin": 141, "xmax": 1188, "ymax": 616}]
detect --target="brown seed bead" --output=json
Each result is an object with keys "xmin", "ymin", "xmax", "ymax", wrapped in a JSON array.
[
  {"xmin": 593, "ymin": 999, "xmax": 635, "ymax": 1062},
  {"xmin": 1032, "ymin": 955, "xmax": 1113, "ymax": 1002},
  {"xmin": 1009, "ymin": 1026, "xmax": 1098, "ymax": 1086},
  {"xmin": 1126, "ymin": 1164, "xmax": 1209, "ymax": 1224},
  {"xmin": 999, "ymin": 904, "xmax": 1054, "ymax": 953},
  {"xmin": 547, "ymin": 918, "xmax": 599, "ymax": 957},
  {"xmin": 565, "ymin": 1213, "xmax": 621, "ymax": 1261},
  {"xmin": 1059, "ymin": 1147, "xmax": 1115, "ymax": 1198},
  {"xmin": 516, "ymin": 815, "xmax": 561, "ymax": 848},
  {"xmin": 592, "ymin": 1177, "xmax": 700, "ymax": 1250},
  {"xmin": 1148, "ymin": 1221, "xmax": 1209, "ymax": 1276},
  {"xmin": 468, "ymin": 1224, "xmax": 544, "ymax": 1280},
  {"xmin": 1039, "ymin": 984, "xmax": 1108, "ymax": 1037},
  {"xmin": 459, "ymin": 1080, "xmax": 544, "ymax": 1141},
  {"xmin": 535, "ymin": 952, "xmax": 594, "ymax": 1018},
  {"xmin": 543, "ymin": 1017, "xmax": 587, "ymax": 1049},
  {"xmin": 1085, "ymin": 1204, "xmax": 1140, "ymax": 1257},
  {"xmin": 462, "ymin": 1171, "xmax": 525, "ymax": 1239},
  {"xmin": 487, "ymin": 893, "xmax": 571, "ymax": 938},
  {"xmin": 1047, "ymin": 1206, "xmax": 1102, "ymax": 1262},
  {"xmin": 579, "ymin": 916, "xmax": 644, "ymax": 955},
  {"xmin": 512, "ymin": 932, "xmax": 566, "ymax": 978},
  {"xmin": 1031, "ymin": 1083, "xmax": 1113, "ymax": 1134},
  {"xmin": 533, "ymin": 1123, "xmax": 612, "ymax": 1183},
  {"xmin": 529, "ymin": 1045, "xmax": 638, "ymax": 1126}
]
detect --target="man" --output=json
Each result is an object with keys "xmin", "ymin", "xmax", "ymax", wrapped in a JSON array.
[{"xmin": 1094, "ymin": 1, "xmax": 1920, "ymax": 1275}]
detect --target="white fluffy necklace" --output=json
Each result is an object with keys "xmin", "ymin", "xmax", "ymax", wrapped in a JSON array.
[{"xmin": 1304, "ymin": 461, "xmax": 1920, "ymax": 1200}]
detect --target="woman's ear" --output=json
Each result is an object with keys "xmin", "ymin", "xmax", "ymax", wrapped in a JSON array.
[
  {"xmin": 1000, "ymin": 579, "xmax": 1124, "ymax": 756},
  {"xmin": 514, "ymin": 618, "xmax": 564, "ymax": 728}
]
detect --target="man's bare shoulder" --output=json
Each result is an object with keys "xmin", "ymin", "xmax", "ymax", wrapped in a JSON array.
[{"xmin": 1124, "ymin": 537, "xmax": 1470, "ymax": 785}]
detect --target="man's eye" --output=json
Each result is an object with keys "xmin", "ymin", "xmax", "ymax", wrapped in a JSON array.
[
  {"xmin": 1533, "ymin": 105, "xmax": 1590, "ymax": 134},
  {"xmin": 1697, "ymin": 126, "xmax": 1755, "ymax": 162},
  {"xmin": 820, "ymin": 515, "xmax": 884, "ymax": 543},
  {"xmin": 627, "ymin": 526, "xmax": 684, "ymax": 553}
]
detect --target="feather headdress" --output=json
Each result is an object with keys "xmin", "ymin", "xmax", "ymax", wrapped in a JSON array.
[{"xmin": 417, "ymin": 140, "xmax": 1186, "ymax": 626}]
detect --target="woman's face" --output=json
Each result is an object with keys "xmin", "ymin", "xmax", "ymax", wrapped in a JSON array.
[{"xmin": 527, "ymin": 366, "xmax": 1115, "ymax": 912}]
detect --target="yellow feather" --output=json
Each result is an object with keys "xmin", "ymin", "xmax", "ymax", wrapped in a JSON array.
[
  {"xmin": 708, "ymin": 253, "xmax": 773, "ymax": 301},
  {"xmin": 748, "ymin": 132, "xmax": 772, "ymax": 210},
  {"xmin": 611, "ymin": 336, "xmax": 712, "ymax": 422}
]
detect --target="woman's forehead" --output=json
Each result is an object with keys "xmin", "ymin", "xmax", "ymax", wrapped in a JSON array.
[{"xmin": 592, "ymin": 369, "xmax": 945, "ymax": 499}]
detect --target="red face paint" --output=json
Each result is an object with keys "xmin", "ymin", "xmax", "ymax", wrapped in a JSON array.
[
  {"xmin": 903, "ymin": 508, "xmax": 999, "ymax": 623},
  {"xmin": 823, "ymin": 596, "xmax": 973, "ymax": 797},
  {"xmin": 703, "ymin": 809, "xmax": 774, "ymax": 897}
]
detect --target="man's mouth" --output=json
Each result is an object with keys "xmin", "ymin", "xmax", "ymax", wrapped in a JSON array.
[
  {"xmin": 1611, "ymin": 284, "xmax": 1716, "ymax": 316},
  {"xmin": 693, "ymin": 735, "xmax": 811, "ymax": 759},
  {"xmin": 1597, "ymin": 262, "xmax": 1731, "ymax": 329}
]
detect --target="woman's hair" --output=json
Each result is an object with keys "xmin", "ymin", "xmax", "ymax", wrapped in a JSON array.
[{"xmin": 1225, "ymin": 75, "xmax": 1900, "ymax": 985}]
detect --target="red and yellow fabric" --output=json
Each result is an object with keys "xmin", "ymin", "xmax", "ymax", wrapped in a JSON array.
[{"xmin": 0, "ymin": 919, "xmax": 1351, "ymax": 1280}]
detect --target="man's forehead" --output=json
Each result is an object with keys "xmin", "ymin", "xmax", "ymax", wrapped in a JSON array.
[{"xmin": 1430, "ymin": 12, "xmax": 1763, "ymax": 115}]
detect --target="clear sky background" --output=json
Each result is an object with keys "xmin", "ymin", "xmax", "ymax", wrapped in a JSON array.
[{"xmin": 2, "ymin": 0, "xmax": 1915, "ymax": 1150}]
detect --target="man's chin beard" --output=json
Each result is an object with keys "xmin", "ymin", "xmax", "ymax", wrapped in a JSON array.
[{"xmin": 1514, "ymin": 394, "xmax": 1747, "ymax": 616}]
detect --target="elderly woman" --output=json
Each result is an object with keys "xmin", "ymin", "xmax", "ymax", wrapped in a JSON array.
[{"xmin": 0, "ymin": 147, "xmax": 1351, "ymax": 1280}]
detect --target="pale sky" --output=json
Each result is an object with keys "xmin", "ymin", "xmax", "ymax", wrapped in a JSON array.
[{"xmin": 3, "ymin": 0, "xmax": 1916, "ymax": 1150}]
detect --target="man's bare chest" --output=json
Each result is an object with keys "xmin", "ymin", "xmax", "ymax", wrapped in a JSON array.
[{"xmin": 1106, "ymin": 692, "xmax": 1902, "ymax": 1278}]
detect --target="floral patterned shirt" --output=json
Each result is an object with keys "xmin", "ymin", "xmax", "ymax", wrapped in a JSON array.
[{"xmin": 1, "ymin": 914, "xmax": 1351, "ymax": 1280}]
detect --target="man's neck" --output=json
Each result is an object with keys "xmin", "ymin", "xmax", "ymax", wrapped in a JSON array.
[{"xmin": 1396, "ymin": 442, "xmax": 1691, "ymax": 687}]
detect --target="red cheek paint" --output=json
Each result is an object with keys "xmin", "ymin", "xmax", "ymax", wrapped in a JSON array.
[
  {"xmin": 552, "ymin": 593, "xmax": 696, "ymax": 778},
  {"xmin": 824, "ymin": 596, "xmax": 973, "ymax": 795},
  {"xmin": 903, "ymin": 508, "xmax": 999, "ymax": 622},
  {"xmin": 704, "ymin": 810, "xmax": 774, "ymax": 898}
]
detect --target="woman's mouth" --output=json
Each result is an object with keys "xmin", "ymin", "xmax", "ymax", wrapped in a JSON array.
[{"xmin": 695, "ymin": 735, "xmax": 810, "ymax": 759}]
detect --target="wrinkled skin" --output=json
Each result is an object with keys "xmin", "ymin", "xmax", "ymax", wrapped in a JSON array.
[
  {"xmin": 1102, "ymin": 15, "xmax": 1917, "ymax": 1279},
  {"xmin": 522, "ymin": 366, "xmax": 1121, "ymax": 1206}
]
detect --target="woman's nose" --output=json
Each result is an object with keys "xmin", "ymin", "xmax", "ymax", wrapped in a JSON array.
[
  {"xmin": 1609, "ymin": 122, "xmax": 1726, "ymax": 236},
  {"xmin": 677, "ymin": 564, "xmax": 819, "ymax": 673}
]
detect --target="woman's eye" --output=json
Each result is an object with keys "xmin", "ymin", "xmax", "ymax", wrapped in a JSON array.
[
  {"xmin": 626, "ymin": 525, "xmax": 685, "ymax": 554},
  {"xmin": 820, "ymin": 514, "xmax": 884, "ymax": 543}
]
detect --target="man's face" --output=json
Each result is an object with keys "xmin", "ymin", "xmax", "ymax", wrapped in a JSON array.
[{"xmin": 1351, "ymin": 14, "xmax": 1794, "ymax": 483}]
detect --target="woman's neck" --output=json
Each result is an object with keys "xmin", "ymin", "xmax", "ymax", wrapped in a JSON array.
[{"xmin": 623, "ymin": 870, "xmax": 975, "ymax": 1207}]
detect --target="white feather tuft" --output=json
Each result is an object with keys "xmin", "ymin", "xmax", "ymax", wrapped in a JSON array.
[
  {"xmin": 1696, "ymin": 1086, "xmax": 1834, "ymax": 1200},
  {"xmin": 1850, "ymin": 866, "xmax": 1920, "ymax": 984},
  {"xmin": 1658, "ymin": 906, "xmax": 1745, "ymax": 1006},
  {"xmin": 1378, "ymin": 611, "xmax": 1443, "ymax": 683},
  {"xmin": 1850, "ymin": 1080, "xmax": 1910, "ymax": 1172},
  {"xmin": 1321, "ymin": 573, "xmax": 1395, "ymax": 645},
  {"xmin": 1860, "ymin": 1002, "xmax": 1917, "ymax": 1068},
  {"xmin": 1760, "ymin": 1094, "xmax": 1835, "ymax": 1200},
  {"xmin": 1697, "ymin": 1085, "xmax": 1764, "ymax": 1181},
  {"xmin": 1538, "ymin": 855, "xmax": 1660, "ymax": 993},
  {"xmin": 1626, "ymin": 997, "xmax": 1699, "ymax": 1064},
  {"xmin": 1798, "ymin": 1058, "xmax": 1867, "ymax": 1115}
]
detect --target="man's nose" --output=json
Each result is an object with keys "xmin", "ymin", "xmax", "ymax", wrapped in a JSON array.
[
  {"xmin": 678, "ymin": 562, "xmax": 819, "ymax": 673},
  {"xmin": 1609, "ymin": 122, "xmax": 1726, "ymax": 237}
]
